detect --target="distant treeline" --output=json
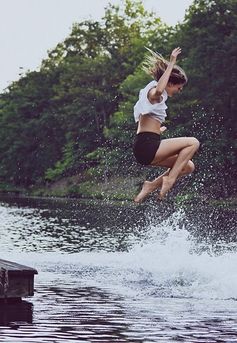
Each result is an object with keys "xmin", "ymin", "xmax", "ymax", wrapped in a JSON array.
[{"xmin": 0, "ymin": 0, "xmax": 236, "ymax": 197}]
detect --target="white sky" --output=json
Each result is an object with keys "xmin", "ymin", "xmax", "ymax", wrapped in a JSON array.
[{"xmin": 0, "ymin": 0, "xmax": 193, "ymax": 92}]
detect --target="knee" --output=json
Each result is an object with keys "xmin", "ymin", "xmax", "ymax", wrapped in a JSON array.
[
  {"xmin": 190, "ymin": 137, "xmax": 200, "ymax": 151},
  {"xmin": 185, "ymin": 160, "xmax": 195, "ymax": 174}
]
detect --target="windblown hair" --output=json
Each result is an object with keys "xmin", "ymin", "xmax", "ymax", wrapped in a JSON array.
[{"xmin": 143, "ymin": 47, "xmax": 188, "ymax": 85}]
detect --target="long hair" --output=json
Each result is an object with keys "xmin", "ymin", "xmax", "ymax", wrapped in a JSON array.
[{"xmin": 143, "ymin": 47, "xmax": 188, "ymax": 85}]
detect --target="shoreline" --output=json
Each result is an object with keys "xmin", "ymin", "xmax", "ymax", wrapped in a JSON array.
[
  {"xmin": 0, "ymin": 188, "xmax": 236, "ymax": 210},
  {"xmin": 0, "ymin": 174, "xmax": 236, "ymax": 210}
]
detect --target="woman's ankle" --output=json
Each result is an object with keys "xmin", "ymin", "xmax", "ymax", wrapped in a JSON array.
[{"xmin": 165, "ymin": 175, "xmax": 176, "ymax": 187}]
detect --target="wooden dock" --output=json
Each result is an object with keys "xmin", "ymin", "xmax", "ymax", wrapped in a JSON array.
[{"xmin": 0, "ymin": 259, "xmax": 38, "ymax": 301}]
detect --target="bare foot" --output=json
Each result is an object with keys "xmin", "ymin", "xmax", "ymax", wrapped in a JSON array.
[
  {"xmin": 159, "ymin": 176, "xmax": 174, "ymax": 200},
  {"xmin": 134, "ymin": 181, "xmax": 156, "ymax": 203}
]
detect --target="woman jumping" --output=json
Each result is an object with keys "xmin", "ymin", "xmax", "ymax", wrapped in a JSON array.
[{"xmin": 133, "ymin": 47, "xmax": 200, "ymax": 202}]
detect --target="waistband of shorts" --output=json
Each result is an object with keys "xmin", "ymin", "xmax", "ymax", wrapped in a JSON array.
[{"xmin": 136, "ymin": 131, "xmax": 160, "ymax": 139}]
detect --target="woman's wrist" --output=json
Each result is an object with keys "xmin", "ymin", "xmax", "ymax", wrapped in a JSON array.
[{"xmin": 169, "ymin": 59, "xmax": 176, "ymax": 65}]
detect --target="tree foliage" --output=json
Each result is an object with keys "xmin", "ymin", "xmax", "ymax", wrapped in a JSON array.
[{"xmin": 0, "ymin": 0, "xmax": 236, "ymax": 196}]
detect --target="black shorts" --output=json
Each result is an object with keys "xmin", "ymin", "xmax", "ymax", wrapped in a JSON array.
[{"xmin": 133, "ymin": 132, "xmax": 161, "ymax": 165}]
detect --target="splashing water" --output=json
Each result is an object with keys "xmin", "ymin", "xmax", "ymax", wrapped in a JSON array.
[
  {"xmin": 42, "ymin": 210, "xmax": 237, "ymax": 301},
  {"xmin": 5, "ymin": 207, "xmax": 237, "ymax": 301}
]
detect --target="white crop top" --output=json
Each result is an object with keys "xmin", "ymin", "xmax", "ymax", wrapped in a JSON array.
[{"xmin": 133, "ymin": 80, "xmax": 168, "ymax": 123}]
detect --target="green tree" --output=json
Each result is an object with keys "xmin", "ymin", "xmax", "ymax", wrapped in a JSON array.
[
  {"xmin": 42, "ymin": 0, "xmax": 168, "ymax": 179},
  {"xmin": 167, "ymin": 0, "xmax": 237, "ymax": 195},
  {"xmin": 0, "ymin": 70, "xmax": 64, "ymax": 186}
]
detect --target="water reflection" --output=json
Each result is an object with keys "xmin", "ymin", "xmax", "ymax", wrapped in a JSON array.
[
  {"xmin": 0, "ymin": 197, "xmax": 142, "ymax": 253},
  {"xmin": 34, "ymin": 284, "xmax": 138, "ymax": 342},
  {"xmin": 0, "ymin": 195, "xmax": 176, "ymax": 254},
  {"xmin": 2, "ymin": 195, "xmax": 235, "ymax": 255}
]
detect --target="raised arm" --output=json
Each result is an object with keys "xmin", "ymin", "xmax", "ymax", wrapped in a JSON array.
[{"xmin": 149, "ymin": 47, "xmax": 182, "ymax": 103}]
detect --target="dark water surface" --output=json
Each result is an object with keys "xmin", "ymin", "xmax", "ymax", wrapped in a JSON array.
[{"xmin": 0, "ymin": 195, "xmax": 236, "ymax": 342}]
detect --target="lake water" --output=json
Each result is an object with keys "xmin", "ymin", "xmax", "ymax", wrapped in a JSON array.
[{"xmin": 0, "ymin": 195, "xmax": 236, "ymax": 342}]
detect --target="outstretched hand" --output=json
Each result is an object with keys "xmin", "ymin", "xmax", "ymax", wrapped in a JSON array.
[{"xmin": 170, "ymin": 47, "xmax": 182, "ymax": 63}]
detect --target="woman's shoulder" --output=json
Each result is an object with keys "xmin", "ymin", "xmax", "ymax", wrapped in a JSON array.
[{"xmin": 141, "ymin": 80, "xmax": 167, "ymax": 103}]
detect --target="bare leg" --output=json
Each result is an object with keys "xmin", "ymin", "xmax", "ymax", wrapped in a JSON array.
[
  {"xmin": 159, "ymin": 147, "xmax": 199, "ymax": 198},
  {"xmin": 134, "ymin": 156, "xmax": 195, "ymax": 203},
  {"xmin": 134, "ymin": 169, "xmax": 169, "ymax": 203},
  {"xmin": 151, "ymin": 137, "xmax": 200, "ymax": 199}
]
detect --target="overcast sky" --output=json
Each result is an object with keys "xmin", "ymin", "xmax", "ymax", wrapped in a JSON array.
[{"xmin": 0, "ymin": 0, "xmax": 193, "ymax": 92}]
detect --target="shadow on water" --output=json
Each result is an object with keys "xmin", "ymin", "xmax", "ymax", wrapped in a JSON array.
[{"xmin": 0, "ymin": 300, "xmax": 33, "ymax": 325}]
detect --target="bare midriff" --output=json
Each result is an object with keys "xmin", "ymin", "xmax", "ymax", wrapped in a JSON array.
[{"xmin": 137, "ymin": 114, "xmax": 161, "ymax": 134}]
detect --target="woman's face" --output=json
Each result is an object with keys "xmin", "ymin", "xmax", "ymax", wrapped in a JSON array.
[{"xmin": 166, "ymin": 83, "xmax": 184, "ymax": 97}]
